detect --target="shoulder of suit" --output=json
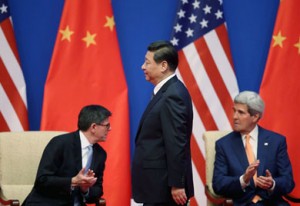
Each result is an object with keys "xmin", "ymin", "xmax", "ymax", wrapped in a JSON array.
[
  {"xmin": 258, "ymin": 126, "xmax": 285, "ymax": 139},
  {"xmin": 216, "ymin": 131, "xmax": 239, "ymax": 144},
  {"xmin": 48, "ymin": 131, "xmax": 77, "ymax": 145},
  {"xmin": 94, "ymin": 143, "xmax": 107, "ymax": 154}
]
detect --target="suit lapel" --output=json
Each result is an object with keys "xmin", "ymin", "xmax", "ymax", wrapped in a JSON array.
[
  {"xmin": 90, "ymin": 144, "xmax": 97, "ymax": 170},
  {"xmin": 257, "ymin": 127, "xmax": 269, "ymax": 176},
  {"xmin": 135, "ymin": 76, "xmax": 178, "ymax": 141},
  {"xmin": 138, "ymin": 91, "xmax": 162, "ymax": 127},
  {"xmin": 231, "ymin": 132, "xmax": 249, "ymax": 169},
  {"xmin": 73, "ymin": 131, "xmax": 82, "ymax": 172}
]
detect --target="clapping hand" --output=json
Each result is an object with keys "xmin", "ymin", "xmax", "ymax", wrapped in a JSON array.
[
  {"xmin": 72, "ymin": 168, "xmax": 97, "ymax": 193},
  {"xmin": 256, "ymin": 169, "xmax": 274, "ymax": 190}
]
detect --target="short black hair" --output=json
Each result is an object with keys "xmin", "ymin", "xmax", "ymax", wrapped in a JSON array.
[
  {"xmin": 147, "ymin": 40, "xmax": 178, "ymax": 71},
  {"xmin": 77, "ymin": 105, "xmax": 112, "ymax": 131}
]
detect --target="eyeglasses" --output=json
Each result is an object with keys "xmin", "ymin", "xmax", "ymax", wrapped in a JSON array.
[{"xmin": 97, "ymin": 123, "xmax": 110, "ymax": 130}]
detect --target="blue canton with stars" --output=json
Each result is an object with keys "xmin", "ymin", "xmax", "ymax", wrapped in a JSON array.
[
  {"xmin": 0, "ymin": 0, "xmax": 10, "ymax": 23},
  {"xmin": 171, "ymin": 0, "xmax": 225, "ymax": 50}
]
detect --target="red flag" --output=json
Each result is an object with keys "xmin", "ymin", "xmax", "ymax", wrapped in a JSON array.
[
  {"xmin": 260, "ymin": 0, "xmax": 300, "ymax": 203},
  {"xmin": 170, "ymin": 1, "xmax": 239, "ymax": 205},
  {"xmin": 0, "ymin": 0, "xmax": 29, "ymax": 131},
  {"xmin": 41, "ymin": 0, "xmax": 131, "ymax": 205}
]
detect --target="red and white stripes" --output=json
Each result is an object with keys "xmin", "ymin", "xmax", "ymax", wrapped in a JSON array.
[
  {"xmin": 177, "ymin": 24, "xmax": 239, "ymax": 206},
  {"xmin": 0, "ymin": 18, "xmax": 28, "ymax": 131}
]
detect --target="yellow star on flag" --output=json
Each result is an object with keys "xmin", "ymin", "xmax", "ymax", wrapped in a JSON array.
[
  {"xmin": 272, "ymin": 30, "xmax": 286, "ymax": 48},
  {"xmin": 60, "ymin": 26, "xmax": 74, "ymax": 42},
  {"xmin": 82, "ymin": 31, "xmax": 97, "ymax": 47},
  {"xmin": 104, "ymin": 15, "xmax": 115, "ymax": 31},
  {"xmin": 294, "ymin": 37, "xmax": 300, "ymax": 54}
]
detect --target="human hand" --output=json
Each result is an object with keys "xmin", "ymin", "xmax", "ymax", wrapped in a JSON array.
[
  {"xmin": 243, "ymin": 159, "xmax": 260, "ymax": 184},
  {"xmin": 85, "ymin": 169, "xmax": 96, "ymax": 178},
  {"xmin": 80, "ymin": 169, "xmax": 97, "ymax": 192},
  {"xmin": 171, "ymin": 187, "xmax": 187, "ymax": 205},
  {"xmin": 256, "ymin": 169, "xmax": 274, "ymax": 190},
  {"xmin": 72, "ymin": 168, "xmax": 97, "ymax": 193}
]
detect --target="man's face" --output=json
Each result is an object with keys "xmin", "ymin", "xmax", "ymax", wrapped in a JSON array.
[
  {"xmin": 232, "ymin": 103, "xmax": 258, "ymax": 135},
  {"xmin": 91, "ymin": 118, "xmax": 111, "ymax": 143},
  {"xmin": 141, "ymin": 51, "xmax": 163, "ymax": 85}
]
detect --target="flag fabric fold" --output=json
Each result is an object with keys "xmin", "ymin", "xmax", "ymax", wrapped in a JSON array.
[
  {"xmin": 0, "ymin": 0, "xmax": 29, "ymax": 131},
  {"xmin": 41, "ymin": 0, "xmax": 131, "ymax": 205},
  {"xmin": 170, "ymin": 1, "xmax": 239, "ymax": 205},
  {"xmin": 260, "ymin": 0, "xmax": 300, "ymax": 203}
]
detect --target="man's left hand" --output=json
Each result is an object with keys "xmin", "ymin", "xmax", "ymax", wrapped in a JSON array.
[
  {"xmin": 256, "ymin": 169, "xmax": 274, "ymax": 190},
  {"xmin": 171, "ymin": 187, "xmax": 187, "ymax": 205}
]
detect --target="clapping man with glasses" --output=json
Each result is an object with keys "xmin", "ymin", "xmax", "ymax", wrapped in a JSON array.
[{"xmin": 23, "ymin": 105, "xmax": 111, "ymax": 206}]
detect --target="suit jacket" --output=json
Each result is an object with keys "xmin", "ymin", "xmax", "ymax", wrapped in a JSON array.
[
  {"xmin": 131, "ymin": 76, "xmax": 194, "ymax": 203},
  {"xmin": 23, "ymin": 131, "xmax": 106, "ymax": 206},
  {"xmin": 213, "ymin": 126, "xmax": 295, "ymax": 206}
]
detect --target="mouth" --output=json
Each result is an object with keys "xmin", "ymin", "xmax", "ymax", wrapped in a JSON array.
[{"xmin": 233, "ymin": 122, "xmax": 239, "ymax": 127}]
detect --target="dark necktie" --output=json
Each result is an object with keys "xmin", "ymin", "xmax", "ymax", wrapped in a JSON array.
[{"xmin": 151, "ymin": 92, "xmax": 155, "ymax": 100}]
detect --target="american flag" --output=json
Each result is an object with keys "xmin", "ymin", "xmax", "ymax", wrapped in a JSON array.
[
  {"xmin": 170, "ymin": 0, "xmax": 239, "ymax": 205},
  {"xmin": 0, "ymin": 0, "xmax": 29, "ymax": 131}
]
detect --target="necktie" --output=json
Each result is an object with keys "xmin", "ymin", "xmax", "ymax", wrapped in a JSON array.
[
  {"xmin": 151, "ymin": 92, "xmax": 155, "ymax": 100},
  {"xmin": 74, "ymin": 145, "xmax": 92, "ymax": 206},
  {"xmin": 245, "ymin": 134, "xmax": 261, "ymax": 203},
  {"xmin": 245, "ymin": 134, "xmax": 255, "ymax": 164},
  {"xmin": 84, "ymin": 145, "xmax": 93, "ymax": 174}
]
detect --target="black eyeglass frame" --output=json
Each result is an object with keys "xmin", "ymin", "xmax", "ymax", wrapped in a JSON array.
[{"xmin": 96, "ymin": 122, "xmax": 110, "ymax": 129}]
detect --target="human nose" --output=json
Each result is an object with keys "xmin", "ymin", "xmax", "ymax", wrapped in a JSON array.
[{"xmin": 233, "ymin": 111, "xmax": 238, "ymax": 119}]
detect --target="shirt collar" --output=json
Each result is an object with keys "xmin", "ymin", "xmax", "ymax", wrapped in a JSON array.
[
  {"xmin": 79, "ymin": 130, "xmax": 92, "ymax": 149},
  {"xmin": 242, "ymin": 125, "xmax": 258, "ymax": 141},
  {"xmin": 153, "ymin": 73, "xmax": 176, "ymax": 95}
]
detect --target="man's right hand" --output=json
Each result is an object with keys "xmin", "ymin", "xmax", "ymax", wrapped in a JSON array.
[
  {"xmin": 71, "ymin": 168, "xmax": 97, "ymax": 193},
  {"xmin": 243, "ymin": 159, "xmax": 260, "ymax": 184}
]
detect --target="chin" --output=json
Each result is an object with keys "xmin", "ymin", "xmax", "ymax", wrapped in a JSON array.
[{"xmin": 233, "ymin": 126, "xmax": 241, "ymax": 132}]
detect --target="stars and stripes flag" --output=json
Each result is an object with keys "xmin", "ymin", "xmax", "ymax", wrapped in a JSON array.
[
  {"xmin": 170, "ymin": 0, "xmax": 239, "ymax": 205},
  {"xmin": 0, "ymin": 0, "xmax": 29, "ymax": 131}
]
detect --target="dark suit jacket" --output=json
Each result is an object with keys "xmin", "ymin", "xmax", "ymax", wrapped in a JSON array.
[
  {"xmin": 23, "ymin": 131, "xmax": 106, "ymax": 206},
  {"xmin": 132, "ymin": 76, "xmax": 194, "ymax": 203},
  {"xmin": 213, "ymin": 126, "xmax": 295, "ymax": 206}
]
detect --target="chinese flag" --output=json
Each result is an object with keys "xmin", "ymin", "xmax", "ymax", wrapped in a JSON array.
[
  {"xmin": 260, "ymin": 0, "xmax": 300, "ymax": 203},
  {"xmin": 41, "ymin": 0, "xmax": 131, "ymax": 205}
]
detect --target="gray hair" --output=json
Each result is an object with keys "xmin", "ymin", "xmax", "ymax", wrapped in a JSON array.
[{"xmin": 234, "ymin": 91, "xmax": 265, "ymax": 118}]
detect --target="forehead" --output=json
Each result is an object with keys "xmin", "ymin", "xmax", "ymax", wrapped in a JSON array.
[
  {"xmin": 145, "ymin": 51, "xmax": 155, "ymax": 61},
  {"xmin": 233, "ymin": 103, "xmax": 248, "ymax": 111}
]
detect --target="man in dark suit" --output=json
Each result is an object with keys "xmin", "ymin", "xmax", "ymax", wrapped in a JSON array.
[
  {"xmin": 213, "ymin": 91, "xmax": 295, "ymax": 206},
  {"xmin": 131, "ymin": 41, "xmax": 194, "ymax": 206},
  {"xmin": 23, "ymin": 105, "xmax": 111, "ymax": 206}
]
